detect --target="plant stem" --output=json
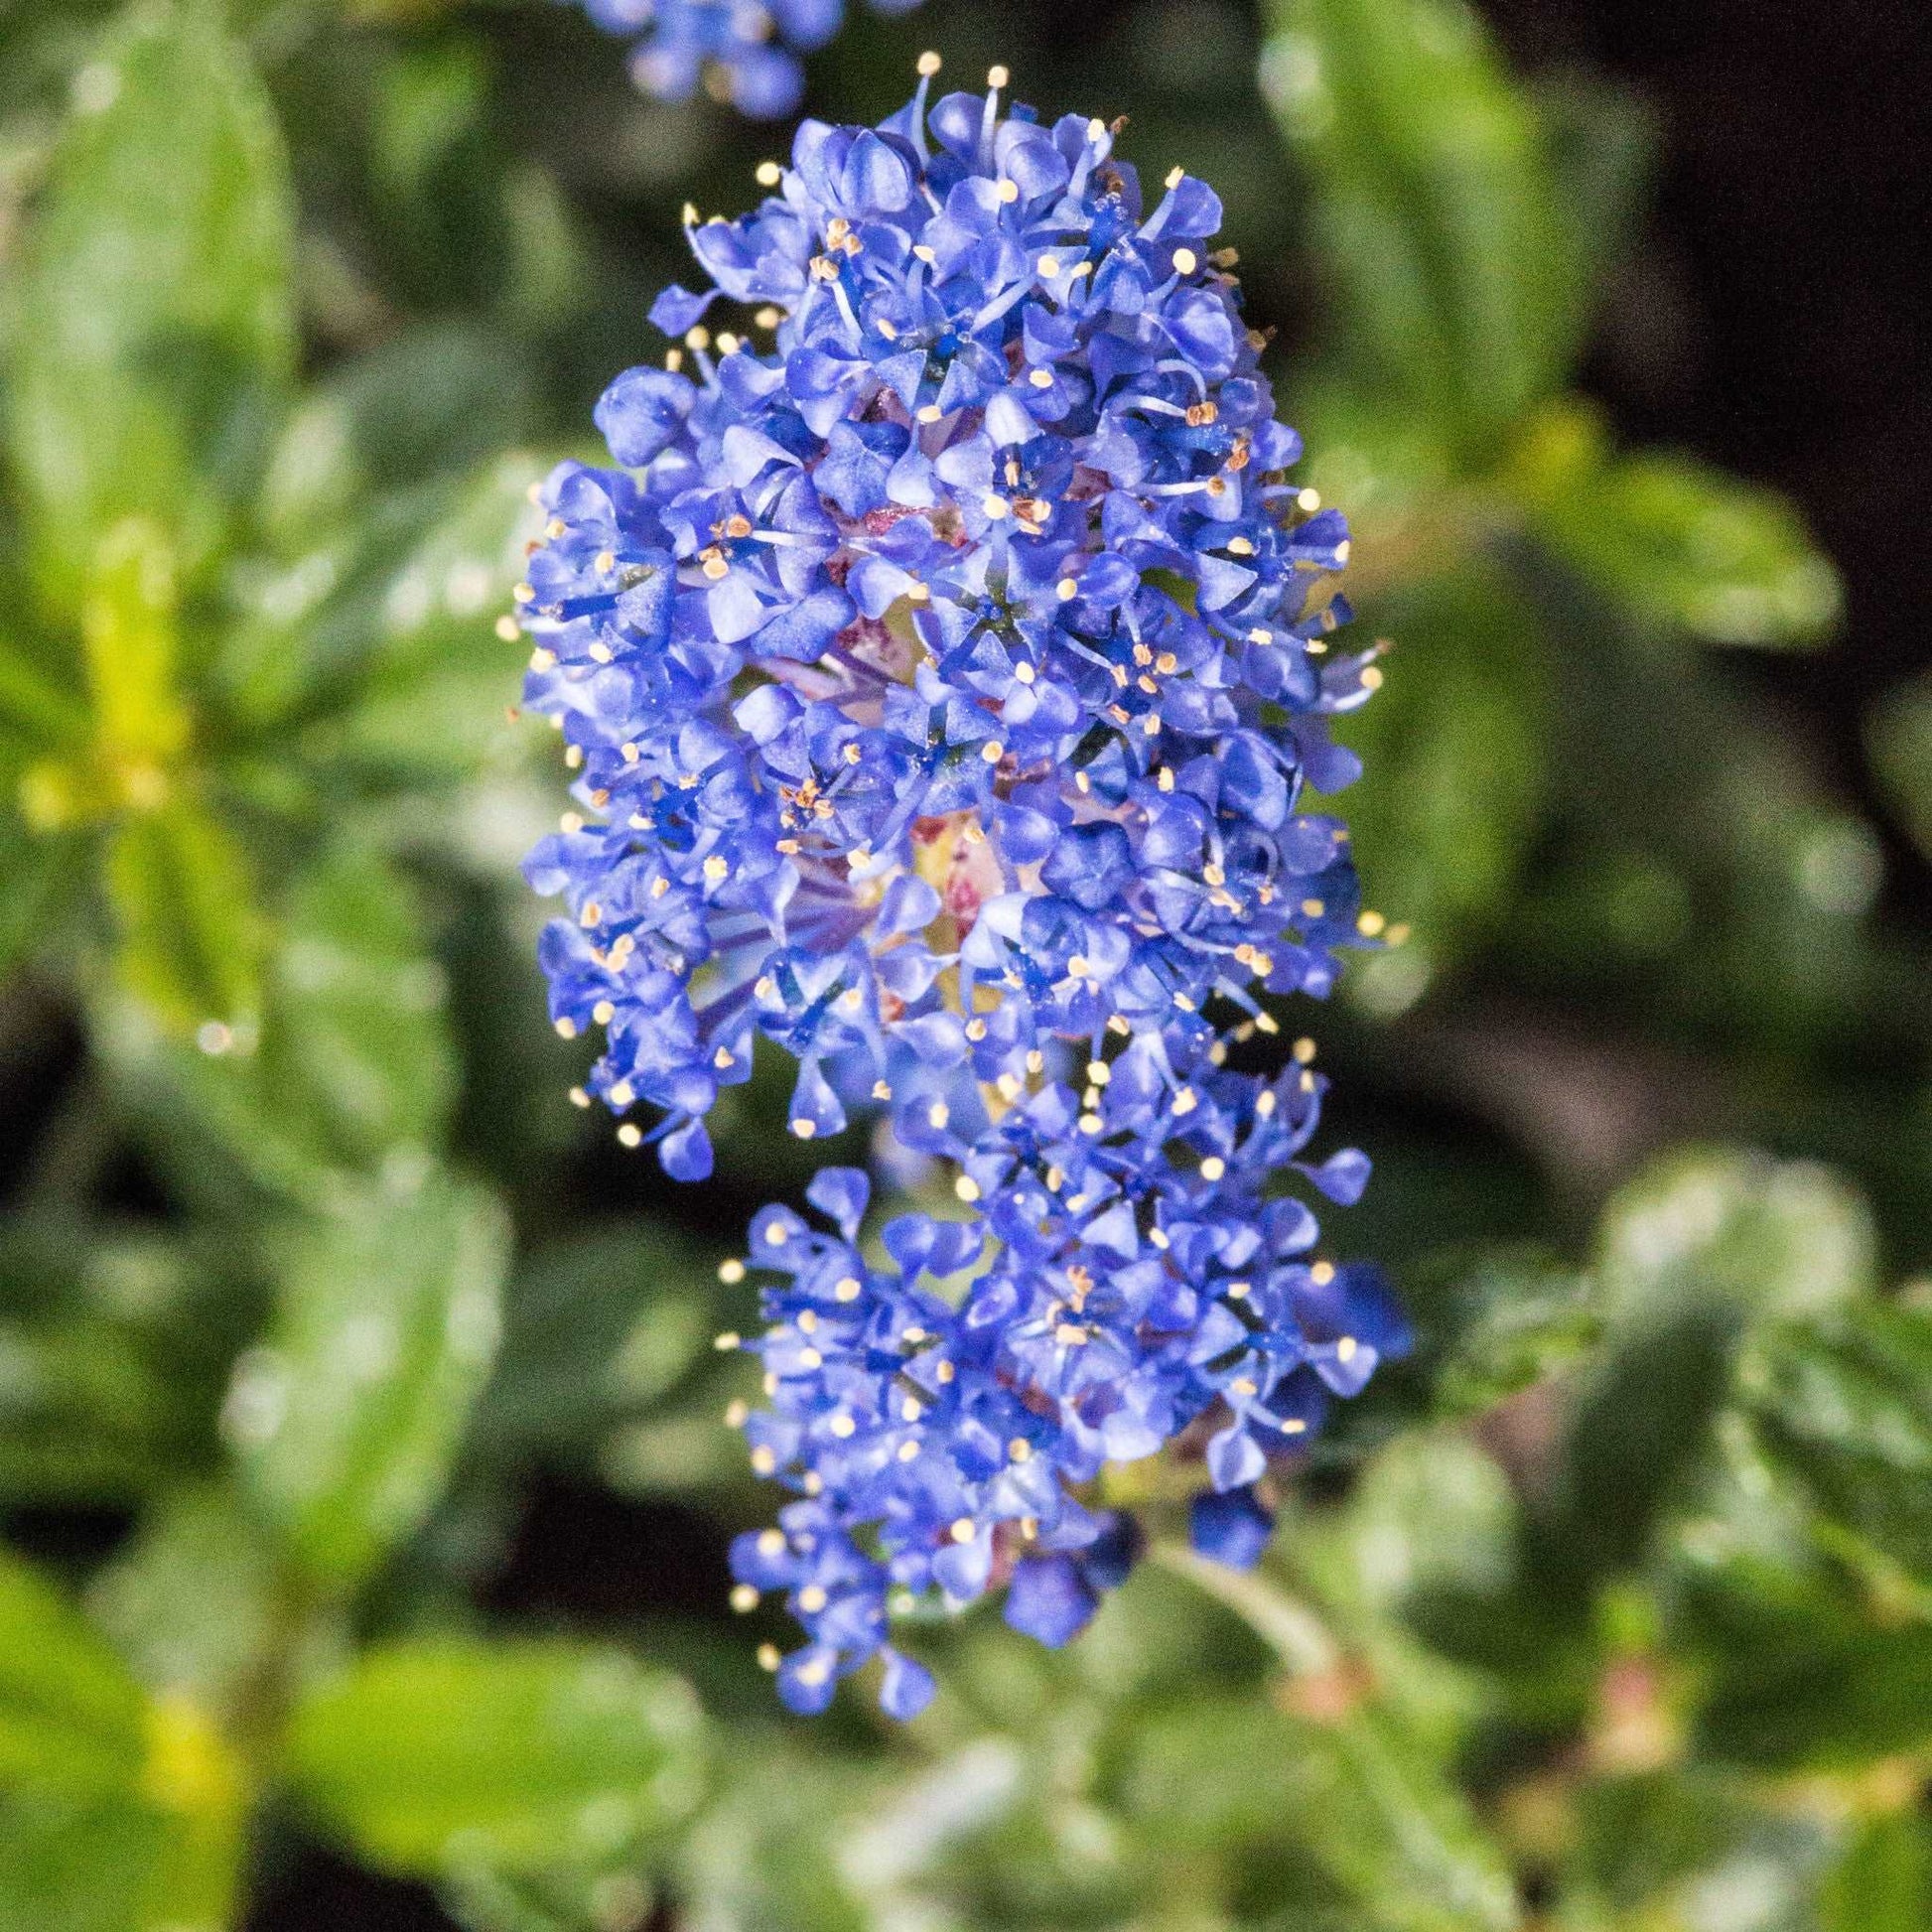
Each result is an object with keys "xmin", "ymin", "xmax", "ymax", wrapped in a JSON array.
[{"xmin": 1146, "ymin": 1538, "xmax": 1340, "ymax": 1676}]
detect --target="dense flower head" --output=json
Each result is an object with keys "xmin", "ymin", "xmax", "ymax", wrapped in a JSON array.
[
  {"xmin": 577, "ymin": 0, "xmax": 924, "ymax": 119},
  {"xmin": 517, "ymin": 60, "xmax": 1406, "ymax": 1716}
]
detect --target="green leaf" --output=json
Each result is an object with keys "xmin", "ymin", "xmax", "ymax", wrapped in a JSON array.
[
  {"xmin": 1382, "ymin": 1245, "xmax": 1599, "ymax": 1423},
  {"xmin": 0, "ymin": 1545, "xmax": 145, "ymax": 1795},
  {"xmin": 187, "ymin": 841, "xmax": 457, "ymax": 1187},
  {"xmin": 80, "ymin": 518, "xmax": 190, "ymax": 774},
  {"xmin": 1530, "ymin": 1289, "xmax": 1744, "ymax": 1604},
  {"xmin": 1596, "ymin": 1146, "xmax": 1874, "ymax": 1322},
  {"xmin": 7, "ymin": 0, "xmax": 296, "ymax": 614},
  {"xmin": 308, "ymin": 451, "xmax": 550, "ymax": 791},
  {"xmin": 1698, "ymin": 1619, "xmax": 1932, "ymax": 1772},
  {"xmin": 0, "ymin": 1225, "xmax": 256, "ymax": 1508},
  {"xmin": 1329, "ymin": 566, "xmax": 1550, "ymax": 991},
  {"xmin": 0, "ymin": 1785, "xmax": 244, "ymax": 1932},
  {"xmin": 1821, "ymin": 1811, "xmax": 1932, "ymax": 1932},
  {"xmin": 0, "ymin": 822, "xmax": 86, "ymax": 989},
  {"xmin": 284, "ymin": 1638, "xmax": 705, "ymax": 1878},
  {"xmin": 1744, "ymin": 1301, "xmax": 1932, "ymax": 1587},
  {"xmin": 1561, "ymin": 1770, "xmax": 1835, "ymax": 1930},
  {"xmin": 86, "ymin": 1486, "xmax": 277, "ymax": 1713},
  {"xmin": 0, "ymin": 635, "xmax": 88, "ymax": 751},
  {"xmin": 104, "ymin": 793, "xmax": 264, "ymax": 1035},
  {"xmin": 226, "ymin": 1168, "xmax": 509, "ymax": 1587},
  {"xmin": 1514, "ymin": 401, "xmax": 1843, "ymax": 645},
  {"xmin": 1263, "ymin": 0, "xmax": 1581, "ymax": 452},
  {"xmin": 1865, "ymin": 670, "xmax": 1932, "ymax": 862},
  {"xmin": 474, "ymin": 1222, "xmax": 722, "ymax": 1468}
]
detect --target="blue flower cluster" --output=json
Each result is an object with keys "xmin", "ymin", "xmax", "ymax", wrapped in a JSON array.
[
  {"xmin": 517, "ymin": 62, "xmax": 1407, "ymax": 1716},
  {"xmin": 577, "ymin": 0, "xmax": 923, "ymax": 119}
]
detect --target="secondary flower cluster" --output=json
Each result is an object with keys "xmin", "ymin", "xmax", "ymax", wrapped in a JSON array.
[
  {"xmin": 517, "ymin": 63, "xmax": 1405, "ymax": 1715},
  {"xmin": 576, "ymin": 0, "xmax": 924, "ymax": 118}
]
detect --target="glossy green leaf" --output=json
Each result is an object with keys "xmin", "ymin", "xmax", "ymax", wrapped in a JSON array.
[
  {"xmin": 1515, "ymin": 401, "xmax": 1842, "ymax": 645},
  {"xmin": 1744, "ymin": 1301, "xmax": 1932, "ymax": 1586},
  {"xmin": 7, "ymin": 0, "xmax": 296, "ymax": 613},
  {"xmin": 1329, "ymin": 567, "xmax": 1550, "ymax": 989},
  {"xmin": 1597, "ymin": 1146, "xmax": 1874, "ymax": 1321},
  {"xmin": 104, "ymin": 795, "xmax": 264, "ymax": 1036},
  {"xmin": 1865, "ymin": 670, "xmax": 1932, "ymax": 861},
  {"xmin": 1263, "ymin": 0, "xmax": 1582, "ymax": 452},
  {"xmin": 0, "ymin": 1546, "xmax": 145, "ymax": 1795},
  {"xmin": 226, "ymin": 1169, "xmax": 508, "ymax": 1587},
  {"xmin": 285, "ymin": 1638, "xmax": 705, "ymax": 1877}
]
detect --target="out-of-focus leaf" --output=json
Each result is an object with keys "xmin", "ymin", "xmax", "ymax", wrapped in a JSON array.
[
  {"xmin": 1149, "ymin": 1551, "xmax": 1521, "ymax": 1930},
  {"xmin": 259, "ymin": 325, "xmax": 538, "ymax": 548},
  {"xmin": 1532, "ymin": 71, "xmax": 1658, "ymax": 304},
  {"xmin": 1263, "ymin": 0, "xmax": 1582, "ymax": 452},
  {"xmin": 674, "ymin": 1738, "xmax": 878, "ymax": 1932},
  {"xmin": 1383, "ymin": 1246, "xmax": 1598, "ymax": 1422},
  {"xmin": 1563, "ymin": 1770, "xmax": 1834, "ymax": 1930},
  {"xmin": 7, "ymin": 0, "xmax": 295, "ymax": 614},
  {"xmin": 0, "ymin": 634, "xmax": 87, "ymax": 750},
  {"xmin": 1597, "ymin": 1146, "xmax": 1874, "ymax": 1321},
  {"xmin": 1514, "ymin": 401, "xmax": 1842, "ymax": 646},
  {"xmin": 1530, "ymin": 1289, "xmax": 1743, "ymax": 1603},
  {"xmin": 80, "ymin": 518, "xmax": 189, "ymax": 777},
  {"xmin": 310, "ymin": 451, "xmax": 549, "ymax": 790},
  {"xmin": 1698, "ymin": 1619, "xmax": 1932, "ymax": 1772},
  {"xmin": 225, "ymin": 1168, "xmax": 508, "ymax": 1588},
  {"xmin": 150, "ymin": 841, "xmax": 458, "ymax": 1191},
  {"xmin": 1743, "ymin": 1301, "xmax": 1932, "ymax": 1587},
  {"xmin": 87, "ymin": 1486, "xmax": 276, "ymax": 1715},
  {"xmin": 0, "ymin": 1547, "xmax": 145, "ymax": 1795},
  {"xmin": 1865, "ymin": 670, "xmax": 1932, "ymax": 861},
  {"xmin": 474, "ymin": 1222, "xmax": 720, "ymax": 1467},
  {"xmin": 0, "ymin": 1780, "xmax": 244, "ymax": 1932},
  {"xmin": 1330, "ymin": 567, "xmax": 1550, "ymax": 990},
  {"xmin": 284, "ymin": 1638, "xmax": 705, "ymax": 1878},
  {"xmin": 1820, "ymin": 1810, "xmax": 1932, "ymax": 1932},
  {"xmin": 104, "ymin": 794, "xmax": 264, "ymax": 1036},
  {"xmin": 0, "ymin": 1226, "xmax": 254, "ymax": 1507}
]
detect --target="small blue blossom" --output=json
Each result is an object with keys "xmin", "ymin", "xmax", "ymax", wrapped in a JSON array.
[
  {"xmin": 517, "ymin": 61, "xmax": 1407, "ymax": 1715},
  {"xmin": 576, "ymin": 0, "xmax": 925, "ymax": 120}
]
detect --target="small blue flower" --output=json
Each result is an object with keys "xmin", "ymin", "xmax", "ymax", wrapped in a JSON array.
[
  {"xmin": 576, "ymin": 0, "xmax": 926, "ymax": 119},
  {"xmin": 518, "ymin": 61, "xmax": 1408, "ymax": 1715}
]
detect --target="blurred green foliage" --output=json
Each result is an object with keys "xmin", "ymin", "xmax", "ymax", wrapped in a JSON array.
[{"xmin": 0, "ymin": 0, "xmax": 1926, "ymax": 1928}]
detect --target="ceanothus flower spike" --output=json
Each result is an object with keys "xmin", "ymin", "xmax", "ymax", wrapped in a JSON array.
[{"xmin": 516, "ymin": 58, "xmax": 1409, "ymax": 1719}]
